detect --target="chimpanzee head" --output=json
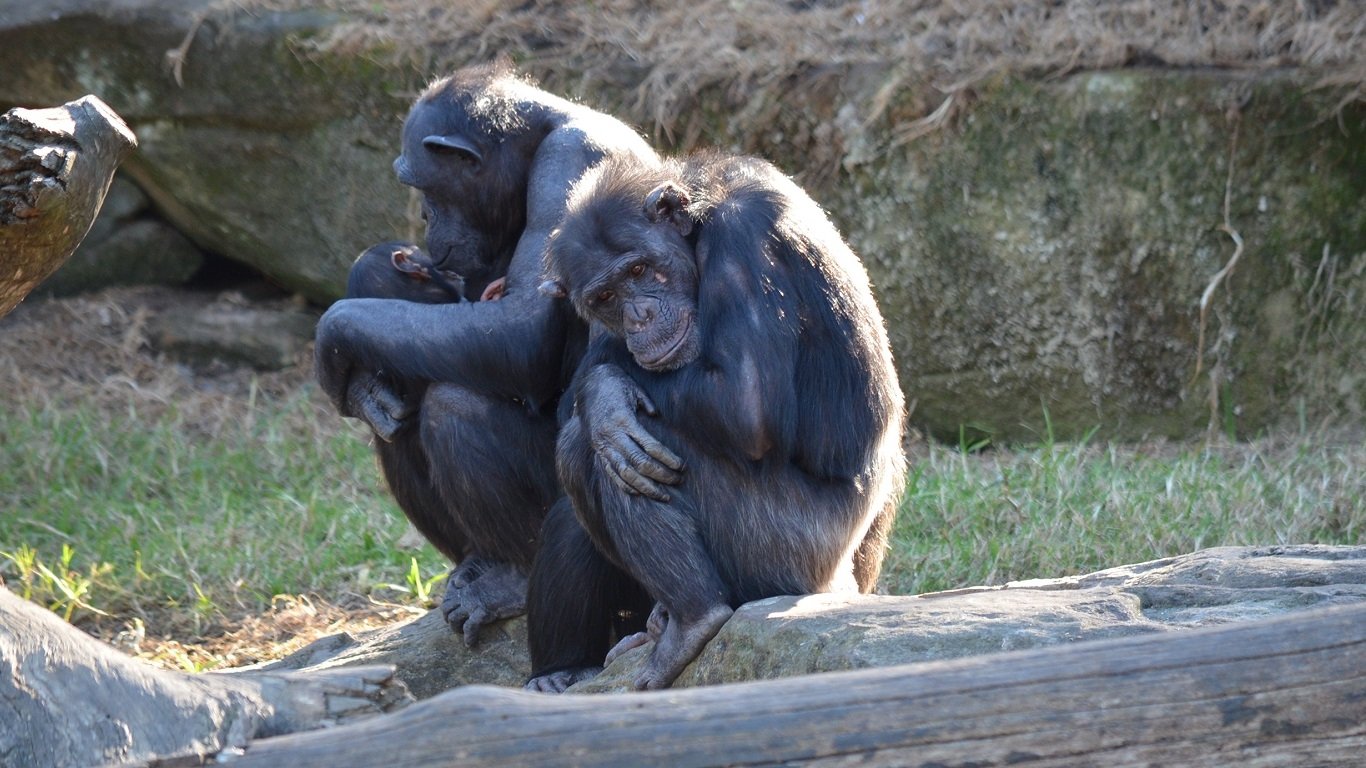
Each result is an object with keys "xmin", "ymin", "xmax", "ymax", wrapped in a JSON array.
[
  {"xmin": 345, "ymin": 241, "xmax": 465, "ymax": 303},
  {"xmin": 392, "ymin": 65, "xmax": 543, "ymax": 301},
  {"xmin": 541, "ymin": 159, "xmax": 702, "ymax": 372}
]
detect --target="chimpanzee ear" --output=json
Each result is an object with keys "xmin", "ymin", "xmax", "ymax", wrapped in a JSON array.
[
  {"xmin": 643, "ymin": 182, "xmax": 693, "ymax": 237},
  {"xmin": 390, "ymin": 248, "xmax": 430, "ymax": 278},
  {"xmin": 538, "ymin": 278, "xmax": 568, "ymax": 298},
  {"xmin": 422, "ymin": 135, "xmax": 482, "ymax": 165}
]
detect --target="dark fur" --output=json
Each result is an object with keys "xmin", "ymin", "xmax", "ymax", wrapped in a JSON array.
[
  {"xmin": 346, "ymin": 242, "xmax": 465, "ymax": 305},
  {"xmin": 527, "ymin": 151, "xmax": 905, "ymax": 689},
  {"xmin": 315, "ymin": 66, "xmax": 658, "ymax": 643}
]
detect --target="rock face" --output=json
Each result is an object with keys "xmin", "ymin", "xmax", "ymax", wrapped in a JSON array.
[
  {"xmin": 573, "ymin": 545, "xmax": 1366, "ymax": 692},
  {"xmin": 835, "ymin": 72, "xmax": 1366, "ymax": 442},
  {"xmin": 266, "ymin": 545, "xmax": 1365, "ymax": 698},
  {"xmin": 1, "ymin": 3, "xmax": 1361, "ymax": 440},
  {"xmin": 0, "ymin": 0, "xmax": 417, "ymax": 301}
]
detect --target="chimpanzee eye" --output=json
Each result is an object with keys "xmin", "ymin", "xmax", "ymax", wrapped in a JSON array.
[
  {"xmin": 629, "ymin": 263, "xmax": 646, "ymax": 278},
  {"xmin": 596, "ymin": 289, "xmax": 615, "ymax": 304}
]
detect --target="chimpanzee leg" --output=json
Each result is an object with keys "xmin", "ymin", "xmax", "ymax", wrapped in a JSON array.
[
  {"xmin": 524, "ymin": 498, "xmax": 651, "ymax": 692},
  {"xmin": 373, "ymin": 421, "xmax": 469, "ymax": 564},
  {"xmin": 419, "ymin": 383, "xmax": 560, "ymax": 643},
  {"xmin": 595, "ymin": 488, "xmax": 735, "ymax": 691}
]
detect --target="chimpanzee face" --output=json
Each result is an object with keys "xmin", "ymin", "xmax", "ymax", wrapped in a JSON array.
[
  {"xmin": 543, "ymin": 172, "xmax": 702, "ymax": 372},
  {"xmin": 393, "ymin": 97, "xmax": 525, "ymax": 301}
]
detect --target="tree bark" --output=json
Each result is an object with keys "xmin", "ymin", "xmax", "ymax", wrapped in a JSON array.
[
  {"xmin": 0, "ymin": 588, "xmax": 411, "ymax": 768},
  {"xmin": 191, "ymin": 601, "xmax": 1365, "ymax": 767},
  {"xmin": 0, "ymin": 95, "xmax": 136, "ymax": 317}
]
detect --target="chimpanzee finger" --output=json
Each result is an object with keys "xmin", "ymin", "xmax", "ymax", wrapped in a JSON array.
[
  {"xmin": 615, "ymin": 463, "xmax": 670, "ymax": 503},
  {"xmin": 630, "ymin": 427, "xmax": 685, "ymax": 475},
  {"xmin": 442, "ymin": 597, "xmax": 469, "ymax": 633},
  {"xmin": 632, "ymin": 385, "xmax": 660, "ymax": 417},
  {"xmin": 462, "ymin": 607, "xmax": 488, "ymax": 647},
  {"xmin": 627, "ymin": 445, "xmax": 683, "ymax": 486}
]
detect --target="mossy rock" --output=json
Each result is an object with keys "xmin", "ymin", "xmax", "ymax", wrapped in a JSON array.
[
  {"xmin": 2, "ymin": 3, "xmax": 1361, "ymax": 441},
  {"xmin": 828, "ymin": 71, "xmax": 1364, "ymax": 442}
]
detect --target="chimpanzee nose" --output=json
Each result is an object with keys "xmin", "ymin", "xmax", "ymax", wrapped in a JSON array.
[{"xmin": 624, "ymin": 300, "xmax": 654, "ymax": 333}]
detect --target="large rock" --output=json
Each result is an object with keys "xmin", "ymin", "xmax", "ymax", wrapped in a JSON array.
[
  {"xmin": 265, "ymin": 545, "xmax": 1365, "ymax": 698},
  {"xmin": 256, "ymin": 611, "xmax": 530, "ymax": 701},
  {"xmin": 0, "ymin": 0, "xmax": 418, "ymax": 301},
  {"xmin": 575, "ymin": 545, "xmax": 1366, "ymax": 692},
  {"xmin": 1, "ymin": 3, "xmax": 1361, "ymax": 439},
  {"xmin": 839, "ymin": 72, "xmax": 1366, "ymax": 442}
]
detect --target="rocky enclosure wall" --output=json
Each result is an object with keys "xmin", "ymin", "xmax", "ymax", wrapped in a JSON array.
[{"xmin": 2, "ymin": 1, "xmax": 1361, "ymax": 442}]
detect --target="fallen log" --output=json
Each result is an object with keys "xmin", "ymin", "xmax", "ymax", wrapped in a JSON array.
[
  {"xmin": 0, "ymin": 95, "xmax": 136, "ymax": 316},
  {"xmin": 204, "ymin": 601, "xmax": 1365, "ymax": 767},
  {"xmin": 0, "ymin": 588, "xmax": 412, "ymax": 768}
]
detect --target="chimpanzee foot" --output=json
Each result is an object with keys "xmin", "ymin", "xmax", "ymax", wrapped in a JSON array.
[
  {"xmin": 346, "ymin": 372, "xmax": 414, "ymax": 442},
  {"xmin": 604, "ymin": 601, "xmax": 668, "ymax": 666},
  {"xmin": 634, "ymin": 603, "xmax": 733, "ymax": 690},
  {"xmin": 604, "ymin": 631, "xmax": 651, "ymax": 667},
  {"xmin": 440, "ymin": 557, "xmax": 528, "ymax": 646},
  {"xmin": 523, "ymin": 666, "xmax": 603, "ymax": 693}
]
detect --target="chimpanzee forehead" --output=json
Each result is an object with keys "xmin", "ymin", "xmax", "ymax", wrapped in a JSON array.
[{"xmin": 403, "ymin": 98, "xmax": 476, "ymax": 146}]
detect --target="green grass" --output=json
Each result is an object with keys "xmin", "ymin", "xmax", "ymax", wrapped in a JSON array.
[
  {"xmin": 2, "ymin": 376, "xmax": 1361, "ymax": 639},
  {"xmin": 883, "ymin": 434, "xmax": 1365, "ymax": 596},
  {"xmin": 0, "ymin": 385, "xmax": 447, "ymax": 630}
]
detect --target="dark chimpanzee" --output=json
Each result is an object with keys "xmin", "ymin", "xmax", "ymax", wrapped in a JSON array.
[
  {"xmin": 314, "ymin": 64, "xmax": 666, "ymax": 645},
  {"xmin": 346, "ymin": 241, "xmax": 467, "ymax": 305},
  {"xmin": 527, "ymin": 151, "xmax": 906, "ymax": 691}
]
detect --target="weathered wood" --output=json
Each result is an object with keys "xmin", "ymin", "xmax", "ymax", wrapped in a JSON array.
[
  {"xmin": 0, "ymin": 95, "xmax": 136, "ymax": 316},
  {"xmin": 214, "ymin": 602, "xmax": 1365, "ymax": 767},
  {"xmin": 0, "ymin": 588, "xmax": 411, "ymax": 768}
]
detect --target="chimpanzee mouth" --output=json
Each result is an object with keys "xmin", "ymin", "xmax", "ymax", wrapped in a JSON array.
[{"xmin": 635, "ymin": 316, "xmax": 696, "ymax": 372}]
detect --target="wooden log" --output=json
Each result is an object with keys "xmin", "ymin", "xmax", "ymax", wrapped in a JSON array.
[
  {"xmin": 210, "ymin": 602, "xmax": 1366, "ymax": 767},
  {"xmin": 0, "ymin": 95, "xmax": 136, "ymax": 316},
  {"xmin": 0, "ymin": 588, "xmax": 412, "ymax": 768}
]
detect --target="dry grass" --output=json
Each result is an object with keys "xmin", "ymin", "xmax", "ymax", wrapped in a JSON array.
[
  {"xmin": 233, "ymin": 0, "xmax": 1366, "ymax": 135},
  {"xmin": 0, "ymin": 286, "xmax": 318, "ymax": 437}
]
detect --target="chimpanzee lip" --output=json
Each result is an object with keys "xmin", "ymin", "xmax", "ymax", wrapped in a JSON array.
[{"xmin": 636, "ymin": 315, "xmax": 694, "ymax": 371}]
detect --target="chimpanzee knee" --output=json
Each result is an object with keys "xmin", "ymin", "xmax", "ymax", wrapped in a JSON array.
[{"xmin": 419, "ymin": 384, "xmax": 558, "ymax": 569}]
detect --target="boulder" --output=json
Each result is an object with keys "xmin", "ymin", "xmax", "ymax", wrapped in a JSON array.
[
  {"xmin": 0, "ymin": 0, "xmax": 417, "ymax": 301},
  {"xmin": 575, "ymin": 545, "xmax": 1366, "ymax": 692},
  {"xmin": 263, "ymin": 545, "xmax": 1366, "ymax": 698},
  {"xmin": 147, "ymin": 295, "xmax": 318, "ymax": 370},
  {"xmin": 1, "ymin": 3, "xmax": 1361, "ymax": 439}
]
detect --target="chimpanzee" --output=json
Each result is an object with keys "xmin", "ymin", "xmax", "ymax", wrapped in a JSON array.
[
  {"xmin": 526, "ymin": 150, "xmax": 907, "ymax": 691},
  {"xmin": 314, "ymin": 63, "xmax": 665, "ymax": 645},
  {"xmin": 346, "ymin": 241, "xmax": 466, "ymax": 304}
]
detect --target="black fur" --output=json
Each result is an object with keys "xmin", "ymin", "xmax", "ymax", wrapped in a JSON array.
[
  {"xmin": 527, "ymin": 151, "xmax": 905, "ymax": 689},
  {"xmin": 316, "ymin": 66, "xmax": 658, "ymax": 643}
]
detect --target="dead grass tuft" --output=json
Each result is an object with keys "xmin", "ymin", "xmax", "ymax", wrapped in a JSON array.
[
  {"xmin": 238, "ymin": 0, "xmax": 1366, "ymax": 134},
  {"xmin": 93, "ymin": 594, "xmax": 420, "ymax": 672},
  {"xmin": 0, "ymin": 286, "xmax": 322, "ymax": 440}
]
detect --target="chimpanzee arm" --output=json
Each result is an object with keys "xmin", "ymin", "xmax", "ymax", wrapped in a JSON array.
[
  {"xmin": 667, "ymin": 229, "xmax": 802, "ymax": 465},
  {"xmin": 315, "ymin": 285, "xmax": 570, "ymax": 413},
  {"xmin": 317, "ymin": 127, "xmax": 663, "ymax": 424}
]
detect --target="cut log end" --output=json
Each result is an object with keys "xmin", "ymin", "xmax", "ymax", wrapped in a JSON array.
[{"xmin": 0, "ymin": 94, "xmax": 137, "ymax": 316}]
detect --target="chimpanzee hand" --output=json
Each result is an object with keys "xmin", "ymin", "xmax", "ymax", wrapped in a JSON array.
[
  {"xmin": 441, "ymin": 556, "xmax": 528, "ymax": 646},
  {"xmin": 345, "ymin": 372, "xmax": 416, "ymax": 442},
  {"xmin": 578, "ymin": 364, "xmax": 684, "ymax": 502}
]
